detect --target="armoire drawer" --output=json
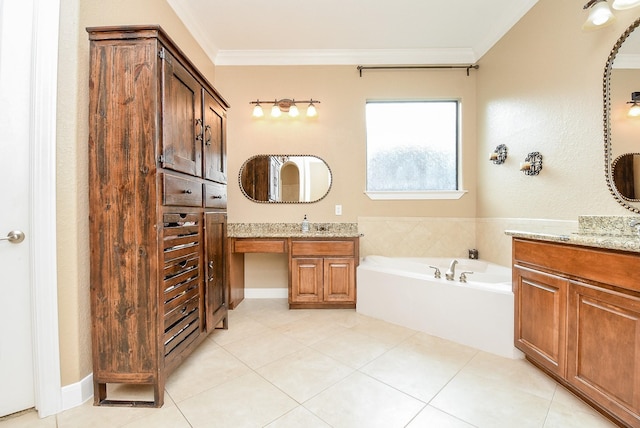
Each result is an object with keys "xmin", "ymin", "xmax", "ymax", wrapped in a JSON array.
[
  {"xmin": 163, "ymin": 173, "xmax": 202, "ymax": 207},
  {"xmin": 203, "ymin": 181, "xmax": 227, "ymax": 208}
]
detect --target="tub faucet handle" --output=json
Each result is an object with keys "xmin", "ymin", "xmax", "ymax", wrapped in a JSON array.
[
  {"xmin": 428, "ymin": 266, "xmax": 441, "ymax": 279},
  {"xmin": 459, "ymin": 271, "xmax": 473, "ymax": 283}
]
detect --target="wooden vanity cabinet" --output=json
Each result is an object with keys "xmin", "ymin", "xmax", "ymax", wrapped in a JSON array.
[
  {"xmin": 290, "ymin": 239, "xmax": 358, "ymax": 309},
  {"xmin": 513, "ymin": 238, "xmax": 640, "ymax": 427},
  {"xmin": 88, "ymin": 25, "xmax": 229, "ymax": 407}
]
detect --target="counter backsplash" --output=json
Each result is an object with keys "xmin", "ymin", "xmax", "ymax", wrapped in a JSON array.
[{"xmin": 577, "ymin": 215, "xmax": 640, "ymax": 237}]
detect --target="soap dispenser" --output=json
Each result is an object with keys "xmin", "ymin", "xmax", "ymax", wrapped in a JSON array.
[{"xmin": 301, "ymin": 215, "xmax": 310, "ymax": 233}]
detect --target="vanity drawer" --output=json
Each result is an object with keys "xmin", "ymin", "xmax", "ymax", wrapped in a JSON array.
[
  {"xmin": 163, "ymin": 173, "xmax": 202, "ymax": 207},
  {"xmin": 233, "ymin": 239, "xmax": 287, "ymax": 253},
  {"xmin": 291, "ymin": 240, "xmax": 355, "ymax": 257},
  {"xmin": 203, "ymin": 181, "xmax": 227, "ymax": 208}
]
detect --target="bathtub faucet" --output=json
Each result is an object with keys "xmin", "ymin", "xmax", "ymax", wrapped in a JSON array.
[{"xmin": 445, "ymin": 259, "xmax": 458, "ymax": 281}]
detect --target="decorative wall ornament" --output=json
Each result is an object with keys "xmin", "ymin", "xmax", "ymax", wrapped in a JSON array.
[
  {"xmin": 520, "ymin": 152, "xmax": 543, "ymax": 176},
  {"xmin": 489, "ymin": 144, "xmax": 508, "ymax": 164}
]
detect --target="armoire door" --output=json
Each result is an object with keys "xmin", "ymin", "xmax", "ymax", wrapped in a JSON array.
[
  {"xmin": 161, "ymin": 48, "xmax": 202, "ymax": 177},
  {"xmin": 204, "ymin": 212, "xmax": 228, "ymax": 330},
  {"xmin": 203, "ymin": 89, "xmax": 227, "ymax": 183}
]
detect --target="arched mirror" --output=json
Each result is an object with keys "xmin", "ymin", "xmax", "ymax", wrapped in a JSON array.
[
  {"xmin": 239, "ymin": 155, "xmax": 332, "ymax": 203},
  {"xmin": 605, "ymin": 17, "xmax": 640, "ymax": 212}
]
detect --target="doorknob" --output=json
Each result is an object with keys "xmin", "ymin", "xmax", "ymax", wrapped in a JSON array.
[{"xmin": 1, "ymin": 230, "xmax": 25, "ymax": 244}]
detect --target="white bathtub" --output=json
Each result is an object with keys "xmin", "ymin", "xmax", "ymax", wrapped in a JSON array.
[{"xmin": 356, "ymin": 255, "xmax": 522, "ymax": 359}]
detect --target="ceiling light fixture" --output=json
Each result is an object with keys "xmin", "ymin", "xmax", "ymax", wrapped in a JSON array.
[
  {"xmin": 582, "ymin": 0, "xmax": 616, "ymax": 30},
  {"xmin": 250, "ymin": 98, "xmax": 320, "ymax": 118},
  {"xmin": 627, "ymin": 92, "xmax": 640, "ymax": 117}
]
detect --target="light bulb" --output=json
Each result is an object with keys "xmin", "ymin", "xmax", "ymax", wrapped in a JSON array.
[
  {"xmin": 612, "ymin": 0, "xmax": 640, "ymax": 9},
  {"xmin": 289, "ymin": 103, "xmax": 299, "ymax": 117},
  {"xmin": 306, "ymin": 103, "xmax": 317, "ymax": 117},
  {"xmin": 271, "ymin": 103, "xmax": 282, "ymax": 117},
  {"xmin": 252, "ymin": 103, "xmax": 264, "ymax": 117},
  {"xmin": 583, "ymin": 1, "xmax": 616, "ymax": 30},
  {"xmin": 628, "ymin": 103, "xmax": 640, "ymax": 117}
]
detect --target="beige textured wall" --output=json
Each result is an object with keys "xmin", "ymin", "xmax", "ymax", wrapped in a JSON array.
[
  {"xmin": 215, "ymin": 66, "xmax": 478, "ymax": 224},
  {"xmin": 56, "ymin": 0, "xmax": 218, "ymax": 386},
  {"xmin": 475, "ymin": 0, "xmax": 639, "ymax": 220}
]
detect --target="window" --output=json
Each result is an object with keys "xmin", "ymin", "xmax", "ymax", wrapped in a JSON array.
[{"xmin": 365, "ymin": 100, "xmax": 463, "ymax": 200}]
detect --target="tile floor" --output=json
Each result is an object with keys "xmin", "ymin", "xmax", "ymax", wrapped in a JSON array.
[{"xmin": 1, "ymin": 299, "xmax": 616, "ymax": 428}]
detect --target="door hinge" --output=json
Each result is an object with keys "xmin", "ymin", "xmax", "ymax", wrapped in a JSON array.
[
  {"xmin": 158, "ymin": 48, "xmax": 166, "ymax": 60},
  {"xmin": 158, "ymin": 154, "xmax": 165, "ymax": 163}
]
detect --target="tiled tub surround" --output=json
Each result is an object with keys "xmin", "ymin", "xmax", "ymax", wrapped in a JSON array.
[{"xmin": 359, "ymin": 217, "xmax": 579, "ymax": 267}]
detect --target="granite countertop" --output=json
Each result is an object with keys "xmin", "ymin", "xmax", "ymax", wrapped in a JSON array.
[
  {"xmin": 505, "ymin": 215, "xmax": 640, "ymax": 254},
  {"xmin": 227, "ymin": 222, "xmax": 362, "ymax": 238}
]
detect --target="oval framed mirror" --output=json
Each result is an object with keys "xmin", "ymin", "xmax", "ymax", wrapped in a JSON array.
[
  {"xmin": 239, "ymin": 155, "xmax": 332, "ymax": 203},
  {"xmin": 612, "ymin": 153, "xmax": 640, "ymax": 201},
  {"xmin": 605, "ymin": 17, "xmax": 640, "ymax": 213}
]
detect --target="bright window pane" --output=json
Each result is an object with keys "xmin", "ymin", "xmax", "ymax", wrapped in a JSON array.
[{"xmin": 366, "ymin": 101, "xmax": 459, "ymax": 192}]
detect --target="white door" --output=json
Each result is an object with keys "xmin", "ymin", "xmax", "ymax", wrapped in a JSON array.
[{"xmin": 0, "ymin": 0, "xmax": 37, "ymax": 416}]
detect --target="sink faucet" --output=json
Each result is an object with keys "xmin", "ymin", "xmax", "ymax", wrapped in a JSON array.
[{"xmin": 445, "ymin": 259, "xmax": 458, "ymax": 281}]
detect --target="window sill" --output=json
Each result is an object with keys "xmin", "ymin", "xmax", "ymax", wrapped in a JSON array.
[{"xmin": 365, "ymin": 190, "xmax": 468, "ymax": 200}]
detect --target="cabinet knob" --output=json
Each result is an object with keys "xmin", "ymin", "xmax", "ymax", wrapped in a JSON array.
[{"xmin": 184, "ymin": 189, "xmax": 192, "ymax": 194}]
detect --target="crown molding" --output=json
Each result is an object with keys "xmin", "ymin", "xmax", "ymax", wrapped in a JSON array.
[{"xmin": 213, "ymin": 48, "xmax": 477, "ymax": 66}]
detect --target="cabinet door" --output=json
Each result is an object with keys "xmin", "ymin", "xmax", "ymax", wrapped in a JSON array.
[
  {"xmin": 160, "ymin": 48, "xmax": 202, "ymax": 177},
  {"xmin": 323, "ymin": 258, "xmax": 355, "ymax": 303},
  {"xmin": 291, "ymin": 258, "xmax": 323, "ymax": 303},
  {"xmin": 203, "ymin": 90, "xmax": 226, "ymax": 183},
  {"xmin": 567, "ymin": 281, "xmax": 640, "ymax": 425},
  {"xmin": 204, "ymin": 212, "xmax": 228, "ymax": 331},
  {"xmin": 514, "ymin": 265, "xmax": 567, "ymax": 376}
]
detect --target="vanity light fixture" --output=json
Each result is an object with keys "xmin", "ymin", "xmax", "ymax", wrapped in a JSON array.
[
  {"xmin": 582, "ymin": 0, "xmax": 616, "ymax": 30},
  {"xmin": 627, "ymin": 92, "xmax": 640, "ymax": 117},
  {"xmin": 250, "ymin": 98, "xmax": 321, "ymax": 118},
  {"xmin": 490, "ymin": 144, "xmax": 508, "ymax": 164},
  {"xmin": 520, "ymin": 152, "xmax": 543, "ymax": 176}
]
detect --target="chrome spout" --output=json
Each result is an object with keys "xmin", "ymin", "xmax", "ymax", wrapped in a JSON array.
[{"xmin": 445, "ymin": 259, "xmax": 458, "ymax": 281}]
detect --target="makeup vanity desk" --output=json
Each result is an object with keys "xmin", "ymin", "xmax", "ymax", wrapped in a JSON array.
[{"xmin": 227, "ymin": 223, "xmax": 361, "ymax": 309}]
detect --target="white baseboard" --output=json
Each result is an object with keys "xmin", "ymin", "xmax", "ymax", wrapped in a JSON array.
[
  {"xmin": 61, "ymin": 372, "xmax": 93, "ymax": 411},
  {"xmin": 244, "ymin": 288, "xmax": 288, "ymax": 299}
]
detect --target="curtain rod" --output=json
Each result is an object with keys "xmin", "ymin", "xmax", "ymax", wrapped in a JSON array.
[{"xmin": 356, "ymin": 64, "xmax": 479, "ymax": 77}]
